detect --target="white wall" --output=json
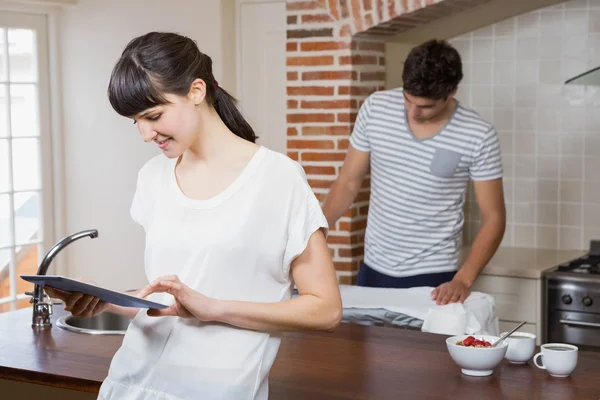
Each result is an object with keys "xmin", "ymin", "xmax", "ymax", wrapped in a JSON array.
[{"xmin": 58, "ymin": 0, "xmax": 231, "ymax": 290}]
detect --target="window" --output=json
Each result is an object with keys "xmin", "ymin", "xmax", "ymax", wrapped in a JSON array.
[{"xmin": 0, "ymin": 12, "xmax": 53, "ymax": 313}]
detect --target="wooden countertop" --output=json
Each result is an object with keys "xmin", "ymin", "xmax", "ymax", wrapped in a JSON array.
[
  {"xmin": 1, "ymin": 306, "xmax": 600, "ymax": 399},
  {"xmin": 462, "ymin": 246, "xmax": 585, "ymax": 279}
]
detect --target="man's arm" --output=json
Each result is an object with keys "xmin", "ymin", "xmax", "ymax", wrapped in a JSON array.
[
  {"xmin": 322, "ymin": 145, "xmax": 370, "ymax": 228},
  {"xmin": 432, "ymin": 178, "xmax": 506, "ymax": 305}
]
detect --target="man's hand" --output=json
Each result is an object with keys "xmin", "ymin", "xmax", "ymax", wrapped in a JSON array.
[{"xmin": 431, "ymin": 278, "xmax": 471, "ymax": 305}]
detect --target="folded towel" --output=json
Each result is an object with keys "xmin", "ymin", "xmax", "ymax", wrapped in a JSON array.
[{"xmin": 339, "ymin": 285, "xmax": 499, "ymax": 336}]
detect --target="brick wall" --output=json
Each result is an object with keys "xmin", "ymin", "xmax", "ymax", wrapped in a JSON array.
[{"xmin": 286, "ymin": 0, "xmax": 492, "ymax": 284}]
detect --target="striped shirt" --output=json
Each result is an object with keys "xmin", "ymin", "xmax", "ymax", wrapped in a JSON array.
[{"xmin": 349, "ymin": 88, "xmax": 503, "ymax": 278}]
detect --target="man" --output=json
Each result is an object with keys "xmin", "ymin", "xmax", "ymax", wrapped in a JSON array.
[{"xmin": 322, "ymin": 39, "xmax": 506, "ymax": 306}]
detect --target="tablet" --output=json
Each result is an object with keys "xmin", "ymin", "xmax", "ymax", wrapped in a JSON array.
[{"xmin": 20, "ymin": 275, "xmax": 168, "ymax": 310}]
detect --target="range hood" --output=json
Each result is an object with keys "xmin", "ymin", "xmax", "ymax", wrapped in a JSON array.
[{"xmin": 565, "ymin": 66, "xmax": 600, "ymax": 86}]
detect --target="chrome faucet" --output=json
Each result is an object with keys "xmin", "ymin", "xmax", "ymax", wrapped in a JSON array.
[{"xmin": 27, "ymin": 229, "xmax": 99, "ymax": 330}]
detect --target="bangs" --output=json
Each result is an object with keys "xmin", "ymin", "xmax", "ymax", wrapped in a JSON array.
[{"xmin": 107, "ymin": 56, "xmax": 169, "ymax": 118}]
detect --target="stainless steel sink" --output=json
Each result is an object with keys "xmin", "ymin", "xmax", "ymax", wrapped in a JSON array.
[{"xmin": 56, "ymin": 312, "xmax": 132, "ymax": 335}]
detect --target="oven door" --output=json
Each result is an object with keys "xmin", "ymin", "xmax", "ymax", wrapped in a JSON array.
[{"xmin": 548, "ymin": 310, "xmax": 600, "ymax": 350}]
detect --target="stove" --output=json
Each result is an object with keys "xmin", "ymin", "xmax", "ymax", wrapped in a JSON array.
[{"xmin": 543, "ymin": 242, "xmax": 600, "ymax": 351}]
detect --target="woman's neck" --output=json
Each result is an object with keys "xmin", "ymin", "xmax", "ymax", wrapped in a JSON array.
[{"xmin": 180, "ymin": 108, "xmax": 257, "ymax": 168}]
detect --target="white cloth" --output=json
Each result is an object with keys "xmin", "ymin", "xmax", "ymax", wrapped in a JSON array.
[
  {"xmin": 98, "ymin": 146, "xmax": 328, "ymax": 400},
  {"xmin": 339, "ymin": 285, "xmax": 499, "ymax": 336}
]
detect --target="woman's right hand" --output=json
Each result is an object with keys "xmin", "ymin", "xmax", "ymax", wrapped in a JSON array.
[{"xmin": 44, "ymin": 278, "xmax": 109, "ymax": 318}]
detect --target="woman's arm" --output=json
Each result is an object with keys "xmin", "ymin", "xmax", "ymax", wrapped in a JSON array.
[
  {"xmin": 140, "ymin": 229, "xmax": 343, "ymax": 332},
  {"xmin": 214, "ymin": 228, "xmax": 342, "ymax": 331}
]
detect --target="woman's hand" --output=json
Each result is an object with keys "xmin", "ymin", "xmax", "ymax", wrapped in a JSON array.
[
  {"xmin": 138, "ymin": 275, "xmax": 219, "ymax": 320},
  {"xmin": 44, "ymin": 278, "xmax": 109, "ymax": 318}
]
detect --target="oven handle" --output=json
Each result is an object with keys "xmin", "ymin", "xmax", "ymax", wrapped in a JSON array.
[{"xmin": 559, "ymin": 319, "xmax": 600, "ymax": 329}]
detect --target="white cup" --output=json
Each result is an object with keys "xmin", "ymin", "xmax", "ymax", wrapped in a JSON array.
[
  {"xmin": 533, "ymin": 343, "xmax": 578, "ymax": 377},
  {"xmin": 501, "ymin": 331, "xmax": 536, "ymax": 364}
]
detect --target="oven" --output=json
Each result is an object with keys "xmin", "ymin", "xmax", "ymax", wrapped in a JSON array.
[{"xmin": 543, "ymin": 249, "xmax": 600, "ymax": 352}]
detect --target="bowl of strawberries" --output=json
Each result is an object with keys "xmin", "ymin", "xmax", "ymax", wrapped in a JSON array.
[{"xmin": 445, "ymin": 334, "xmax": 508, "ymax": 377}]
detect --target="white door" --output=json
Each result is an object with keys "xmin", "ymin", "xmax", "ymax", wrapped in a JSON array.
[{"xmin": 238, "ymin": 1, "xmax": 286, "ymax": 154}]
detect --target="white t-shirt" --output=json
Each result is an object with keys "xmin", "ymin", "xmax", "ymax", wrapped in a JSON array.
[{"xmin": 97, "ymin": 146, "xmax": 328, "ymax": 400}]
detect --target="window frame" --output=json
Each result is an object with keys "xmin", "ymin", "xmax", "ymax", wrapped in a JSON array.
[{"xmin": 0, "ymin": 3, "xmax": 67, "ymax": 311}]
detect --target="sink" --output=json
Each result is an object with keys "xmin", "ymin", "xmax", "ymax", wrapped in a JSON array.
[{"xmin": 56, "ymin": 312, "xmax": 132, "ymax": 335}]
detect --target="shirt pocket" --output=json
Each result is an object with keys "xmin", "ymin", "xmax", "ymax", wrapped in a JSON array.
[{"xmin": 429, "ymin": 148, "xmax": 462, "ymax": 178}]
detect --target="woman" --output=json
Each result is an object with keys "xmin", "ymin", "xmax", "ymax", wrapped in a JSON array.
[{"xmin": 45, "ymin": 31, "xmax": 342, "ymax": 399}]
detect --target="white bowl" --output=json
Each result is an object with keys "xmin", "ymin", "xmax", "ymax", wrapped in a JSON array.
[
  {"xmin": 446, "ymin": 335, "xmax": 508, "ymax": 377},
  {"xmin": 501, "ymin": 331, "xmax": 536, "ymax": 364}
]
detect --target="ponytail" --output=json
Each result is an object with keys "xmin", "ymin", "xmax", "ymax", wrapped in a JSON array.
[{"xmin": 213, "ymin": 86, "xmax": 257, "ymax": 143}]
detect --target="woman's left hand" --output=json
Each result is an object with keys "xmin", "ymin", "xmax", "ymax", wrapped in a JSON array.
[{"xmin": 137, "ymin": 275, "xmax": 219, "ymax": 320}]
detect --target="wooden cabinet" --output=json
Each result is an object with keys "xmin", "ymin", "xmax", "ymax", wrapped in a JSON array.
[{"xmin": 472, "ymin": 275, "xmax": 542, "ymax": 344}]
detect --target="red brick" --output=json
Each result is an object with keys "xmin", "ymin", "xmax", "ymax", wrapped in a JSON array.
[
  {"xmin": 287, "ymin": 42, "xmax": 298, "ymax": 52},
  {"xmin": 379, "ymin": 57, "xmax": 385, "ymax": 66},
  {"xmin": 340, "ymin": 24, "xmax": 352, "ymax": 37},
  {"xmin": 356, "ymin": 191, "xmax": 370, "ymax": 202},
  {"xmin": 338, "ymin": 113, "xmax": 358, "ymax": 123},
  {"xmin": 304, "ymin": 165, "xmax": 336, "ymax": 175},
  {"xmin": 340, "ymin": 55, "xmax": 379, "ymax": 65},
  {"xmin": 288, "ymin": 139, "xmax": 335, "ymax": 149},
  {"xmin": 327, "ymin": 235, "xmax": 351, "ymax": 245},
  {"xmin": 334, "ymin": 261, "xmax": 354, "ymax": 271},
  {"xmin": 288, "ymin": 151, "xmax": 299, "ymax": 161},
  {"xmin": 338, "ymin": 86, "xmax": 378, "ymax": 96},
  {"xmin": 288, "ymin": 127, "xmax": 299, "ymax": 136},
  {"xmin": 301, "ymin": 152, "xmax": 346, "ymax": 162},
  {"xmin": 359, "ymin": 205, "xmax": 369, "ymax": 215},
  {"xmin": 358, "ymin": 41, "xmax": 386, "ymax": 52},
  {"xmin": 352, "ymin": 0, "xmax": 363, "ymax": 32},
  {"xmin": 338, "ymin": 138, "xmax": 350, "ymax": 150},
  {"xmin": 300, "ymin": 41, "xmax": 352, "ymax": 51},
  {"xmin": 365, "ymin": 13, "xmax": 374, "ymax": 28},
  {"xmin": 339, "ymin": 247, "xmax": 364, "ymax": 258},
  {"xmin": 287, "ymin": 15, "xmax": 298, "ymax": 25},
  {"xmin": 361, "ymin": 71, "xmax": 386, "ymax": 81},
  {"xmin": 303, "ymin": 126, "xmax": 352, "ymax": 136},
  {"xmin": 287, "ymin": 29, "xmax": 333, "ymax": 39},
  {"xmin": 328, "ymin": 0, "xmax": 340, "ymax": 19},
  {"xmin": 301, "ymin": 14, "xmax": 334, "ymax": 23},
  {"xmin": 363, "ymin": 0, "xmax": 372, "ymax": 11},
  {"xmin": 301, "ymin": 100, "xmax": 353, "ymax": 109},
  {"xmin": 288, "ymin": 71, "xmax": 298, "ymax": 81},
  {"xmin": 351, "ymin": 219, "xmax": 367, "ymax": 231},
  {"xmin": 308, "ymin": 179, "xmax": 335, "ymax": 189},
  {"xmin": 287, "ymin": 86, "xmax": 335, "ymax": 96},
  {"xmin": 338, "ymin": 275, "xmax": 357, "ymax": 285},
  {"xmin": 339, "ymin": 0, "xmax": 350, "ymax": 18},
  {"xmin": 377, "ymin": 0, "xmax": 384, "ymax": 20},
  {"xmin": 287, "ymin": 113, "xmax": 335, "ymax": 123},
  {"xmin": 288, "ymin": 100, "xmax": 299, "ymax": 109},
  {"xmin": 287, "ymin": 56, "xmax": 334, "ymax": 67},
  {"xmin": 302, "ymin": 70, "xmax": 357, "ymax": 80}
]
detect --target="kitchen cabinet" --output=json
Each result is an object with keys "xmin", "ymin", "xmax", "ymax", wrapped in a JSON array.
[{"xmin": 471, "ymin": 275, "xmax": 541, "ymax": 343}]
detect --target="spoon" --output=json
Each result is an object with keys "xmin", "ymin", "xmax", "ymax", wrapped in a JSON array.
[{"xmin": 491, "ymin": 321, "xmax": 527, "ymax": 347}]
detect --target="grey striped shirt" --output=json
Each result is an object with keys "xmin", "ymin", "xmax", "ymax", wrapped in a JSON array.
[{"xmin": 349, "ymin": 88, "xmax": 502, "ymax": 277}]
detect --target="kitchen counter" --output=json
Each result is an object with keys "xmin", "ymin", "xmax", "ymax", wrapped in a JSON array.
[
  {"xmin": 462, "ymin": 246, "xmax": 585, "ymax": 279},
  {"xmin": 2, "ymin": 306, "xmax": 600, "ymax": 399}
]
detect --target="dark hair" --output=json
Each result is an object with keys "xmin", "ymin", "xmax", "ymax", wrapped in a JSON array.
[
  {"xmin": 107, "ymin": 32, "xmax": 256, "ymax": 143},
  {"xmin": 402, "ymin": 39, "xmax": 463, "ymax": 100}
]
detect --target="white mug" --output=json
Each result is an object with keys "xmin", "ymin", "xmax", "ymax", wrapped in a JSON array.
[
  {"xmin": 501, "ymin": 332, "xmax": 536, "ymax": 364},
  {"xmin": 533, "ymin": 343, "xmax": 578, "ymax": 377}
]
